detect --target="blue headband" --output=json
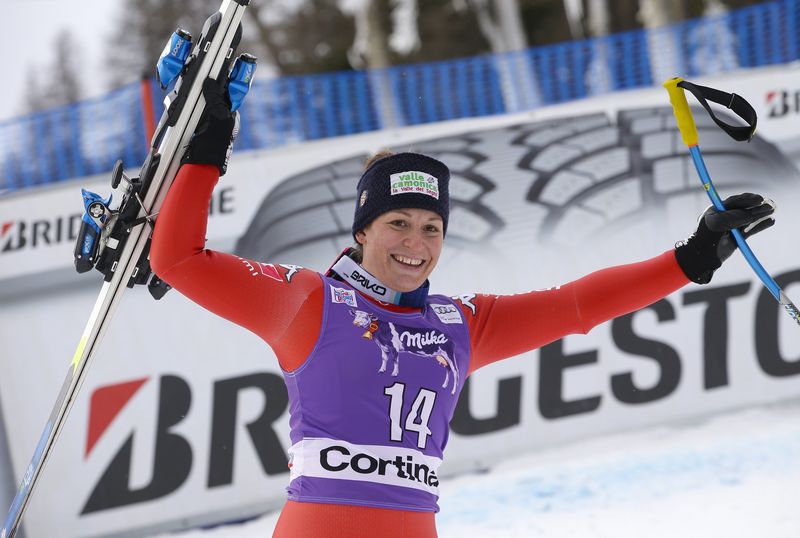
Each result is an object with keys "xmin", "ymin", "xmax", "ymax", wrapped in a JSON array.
[{"xmin": 352, "ymin": 152, "xmax": 450, "ymax": 238}]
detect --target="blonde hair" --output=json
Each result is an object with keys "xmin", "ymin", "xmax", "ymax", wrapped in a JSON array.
[{"xmin": 363, "ymin": 149, "xmax": 394, "ymax": 170}]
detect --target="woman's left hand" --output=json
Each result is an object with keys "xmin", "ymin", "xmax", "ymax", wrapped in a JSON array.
[{"xmin": 674, "ymin": 192, "xmax": 775, "ymax": 284}]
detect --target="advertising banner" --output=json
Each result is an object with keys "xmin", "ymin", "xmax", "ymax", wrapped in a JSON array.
[{"xmin": 0, "ymin": 65, "xmax": 798, "ymax": 537}]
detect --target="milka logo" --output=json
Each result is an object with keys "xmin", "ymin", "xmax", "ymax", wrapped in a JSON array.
[
  {"xmin": 389, "ymin": 171, "xmax": 439, "ymax": 199},
  {"xmin": 400, "ymin": 330, "xmax": 447, "ymax": 349}
]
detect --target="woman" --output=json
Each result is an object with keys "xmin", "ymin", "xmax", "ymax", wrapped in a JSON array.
[{"xmin": 150, "ymin": 81, "xmax": 775, "ymax": 537}]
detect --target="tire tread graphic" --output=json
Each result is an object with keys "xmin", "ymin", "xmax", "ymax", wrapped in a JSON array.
[{"xmin": 235, "ymin": 107, "xmax": 797, "ymax": 269}]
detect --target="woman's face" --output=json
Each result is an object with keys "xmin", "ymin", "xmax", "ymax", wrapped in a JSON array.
[{"xmin": 355, "ymin": 208, "xmax": 444, "ymax": 293}]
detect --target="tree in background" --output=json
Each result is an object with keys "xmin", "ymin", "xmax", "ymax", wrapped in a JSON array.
[
  {"xmin": 468, "ymin": 0, "xmax": 528, "ymax": 53},
  {"xmin": 365, "ymin": 0, "xmax": 489, "ymax": 64},
  {"xmin": 339, "ymin": 0, "xmax": 530, "ymax": 65},
  {"xmin": 24, "ymin": 30, "xmax": 84, "ymax": 113},
  {"xmin": 718, "ymin": 0, "xmax": 770, "ymax": 8},
  {"xmin": 246, "ymin": 0, "xmax": 355, "ymax": 75},
  {"xmin": 102, "ymin": 0, "xmax": 776, "ymax": 89},
  {"xmin": 107, "ymin": 0, "xmax": 354, "ymax": 81},
  {"xmin": 108, "ymin": 0, "xmax": 222, "ymax": 87}
]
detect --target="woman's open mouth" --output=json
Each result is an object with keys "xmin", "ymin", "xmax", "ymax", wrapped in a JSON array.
[{"xmin": 391, "ymin": 254, "xmax": 425, "ymax": 268}]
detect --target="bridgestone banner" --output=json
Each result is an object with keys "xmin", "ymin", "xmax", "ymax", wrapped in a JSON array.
[{"xmin": 0, "ymin": 64, "xmax": 799, "ymax": 537}]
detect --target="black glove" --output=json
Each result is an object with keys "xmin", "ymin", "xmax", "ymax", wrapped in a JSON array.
[
  {"xmin": 675, "ymin": 193, "xmax": 775, "ymax": 284},
  {"xmin": 182, "ymin": 77, "xmax": 239, "ymax": 175}
]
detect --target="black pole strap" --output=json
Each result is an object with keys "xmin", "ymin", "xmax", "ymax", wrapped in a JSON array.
[{"xmin": 677, "ymin": 80, "xmax": 758, "ymax": 142}]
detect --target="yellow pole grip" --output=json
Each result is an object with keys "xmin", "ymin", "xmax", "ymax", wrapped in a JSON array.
[{"xmin": 662, "ymin": 77, "xmax": 699, "ymax": 147}]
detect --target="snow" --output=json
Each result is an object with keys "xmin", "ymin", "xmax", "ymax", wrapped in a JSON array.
[{"xmin": 152, "ymin": 400, "xmax": 800, "ymax": 537}]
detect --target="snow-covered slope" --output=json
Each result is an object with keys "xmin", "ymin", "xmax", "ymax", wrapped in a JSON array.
[{"xmin": 154, "ymin": 400, "xmax": 800, "ymax": 537}]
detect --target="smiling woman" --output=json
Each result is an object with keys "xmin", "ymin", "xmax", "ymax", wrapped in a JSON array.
[
  {"xmin": 351, "ymin": 152, "xmax": 447, "ymax": 292},
  {"xmin": 149, "ymin": 80, "xmax": 777, "ymax": 538},
  {"xmin": 356, "ymin": 208, "xmax": 444, "ymax": 291}
]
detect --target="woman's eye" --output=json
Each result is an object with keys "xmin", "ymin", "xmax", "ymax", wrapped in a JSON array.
[
  {"xmin": 390, "ymin": 220, "xmax": 407, "ymax": 227},
  {"xmin": 425, "ymin": 225, "xmax": 441, "ymax": 234}
]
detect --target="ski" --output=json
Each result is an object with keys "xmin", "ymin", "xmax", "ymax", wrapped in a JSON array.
[{"xmin": 1, "ymin": 1, "xmax": 253, "ymax": 536}]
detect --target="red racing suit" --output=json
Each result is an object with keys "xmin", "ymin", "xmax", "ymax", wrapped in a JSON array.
[{"xmin": 150, "ymin": 163, "xmax": 690, "ymax": 537}]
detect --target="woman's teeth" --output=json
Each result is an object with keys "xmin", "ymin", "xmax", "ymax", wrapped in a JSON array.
[{"xmin": 392, "ymin": 255, "xmax": 423, "ymax": 266}]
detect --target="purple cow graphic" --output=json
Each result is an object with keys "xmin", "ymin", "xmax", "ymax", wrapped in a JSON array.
[{"xmin": 349, "ymin": 309, "xmax": 459, "ymax": 394}]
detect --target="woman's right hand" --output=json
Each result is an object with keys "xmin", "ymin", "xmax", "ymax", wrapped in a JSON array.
[{"xmin": 181, "ymin": 77, "xmax": 239, "ymax": 176}]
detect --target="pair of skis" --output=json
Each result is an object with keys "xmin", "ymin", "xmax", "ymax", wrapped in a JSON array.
[{"xmin": 2, "ymin": 1, "xmax": 255, "ymax": 536}]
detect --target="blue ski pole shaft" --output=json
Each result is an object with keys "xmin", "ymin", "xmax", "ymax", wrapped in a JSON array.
[
  {"xmin": 689, "ymin": 145, "xmax": 781, "ymax": 300},
  {"xmin": 663, "ymin": 77, "xmax": 800, "ymax": 325}
]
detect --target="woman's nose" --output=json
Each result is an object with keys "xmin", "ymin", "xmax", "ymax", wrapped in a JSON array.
[{"xmin": 402, "ymin": 229, "xmax": 424, "ymax": 249}]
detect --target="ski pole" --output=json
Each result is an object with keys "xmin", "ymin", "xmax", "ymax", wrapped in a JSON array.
[{"xmin": 663, "ymin": 77, "xmax": 800, "ymax": 326}]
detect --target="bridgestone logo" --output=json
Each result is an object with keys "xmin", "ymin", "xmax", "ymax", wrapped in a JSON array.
[
  {"xmin": 389, "ymin": 171, "xmax": 439, "ymax": 199},
  {"xmin": 288, "ymin": 438, "xmax": 442, "ymax": 495}
]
